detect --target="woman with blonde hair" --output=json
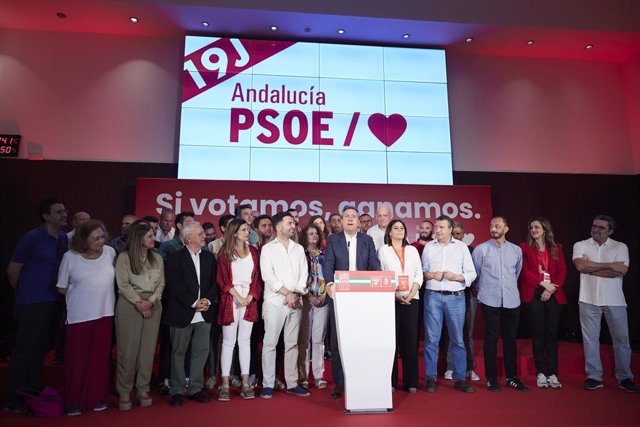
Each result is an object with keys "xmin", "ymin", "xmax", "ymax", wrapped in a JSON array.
[
  {"xmin": 115, "ymin": 221, "xmax": 165, "ymax": 410},
  {"xmin": 216, "ymin": 219, "xmax": 263, "ymax": 401}
]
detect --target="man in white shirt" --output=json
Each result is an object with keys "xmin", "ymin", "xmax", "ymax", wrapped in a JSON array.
[
  {"xmin": 367, "ymin": 204, "xmax": 393, "ymax": 250},
  {"xmin": 573, "ymin": 215, "xmax": 639, "ymax": 393},
  {"xmin": 259, "ymin": 212, "xmax": 309, "ymax": 398},
  {"xmin": 421, "ymin": 215, "xmax": 477, "ymax": 394},
  {"xmin": 66, "ymin": 211, "xmax": 90, "ymax": 247},
  {"xmin": 164, "ymin": 222, "xmax": 219, "ymax": 406},
  {"xmin": 156, "ymin": 208, "xmax": 176, "ymax": 243}
]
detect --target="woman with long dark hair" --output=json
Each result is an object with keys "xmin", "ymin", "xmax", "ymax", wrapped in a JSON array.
[
  {"xmin": 216, "ymin": 219, "xmax": 262, "ymax": 401},
  {"xmin": 377, "ymin": 219, "xmax": 423, "ymax": 392},
  {"xmin": 115, "ymin": 221, "xmax": 165, "ymax": 410},
  {"xmin": 57, "ymin": 220, "xmax": 116, "ymax": 416},
  {"xmin": 297, "ymin": 224, "xmax": 329, "ymax": 389},
  {"xmin": 308, "ymin": 215, "xmax": 329, "ymax": 248},
  {"xmin": 519, "ymin": 217, "xmax": 567, "ymax": 389}
]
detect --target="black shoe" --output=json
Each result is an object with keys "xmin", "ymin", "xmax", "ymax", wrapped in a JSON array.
[
  {"xmin": 424, "ymin": 378, "xmax": 437, "ymax": 393},
  {"xmin": 583, "ymin": 378, "xmax": 604, "ymax": 390},
  {"xmin": 486, "ymin": 378, "xmax": 501, "ymax": 392},
  {"xmin": 188, "ymin": 391, "xmax": 210, "ymax": 403},
  {"xmin": 170, "ymin": 394, "xmax": 183, "ymax": 407},
  {"xmin": 619, "ymin": 379, "xmax": 640, "ymax": 393},
  {"xmin": 506, "ymin": 378, "xmax": 528, "ymax": 392},
  {"xmin": 454, "ymin": 380, "xmax": 475, "ymax": 393},
  {"xmin": 331, "ymin": 385, "xmax": 344, "ymax": 399}
]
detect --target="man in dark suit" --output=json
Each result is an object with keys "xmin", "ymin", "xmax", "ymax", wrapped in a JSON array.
[
  {"xmin": 324, "ymin": 206, "xmax": 380, "ymax": 398},
  {"xmin": 164, "ymin": 222, "xmax": 218, "ymax": 406}
]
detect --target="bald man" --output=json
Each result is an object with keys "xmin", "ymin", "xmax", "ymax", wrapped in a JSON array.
[
  {"xmin": 67, "ymin": 211, "xmax": 91, "ymax": 247},
  {"xmin": 366, "ymin": 204, "xmax": 393, "ymax": 250}
]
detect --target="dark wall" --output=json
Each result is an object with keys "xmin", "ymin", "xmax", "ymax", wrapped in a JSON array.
[{"xmin": 1, "ymin": 160, "xmax": 638, "ymax": 347}]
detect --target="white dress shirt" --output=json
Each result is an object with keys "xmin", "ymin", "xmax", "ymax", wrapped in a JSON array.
[
  {"xmin": 378, "ymin": 244, "xmax": 423, "ymax": 299},
  {"xmin": 260, "ymin": 238, "xmax": 308, "ymax": 310},
  {"xmin": 156, "ymin": 227, "xmax": 175, "ymax": 243},
  {"xmin": 573, "ymin": 237, "xmax": 629, "ymax": 307},
  {"xmin": 421, "ymin": 238, "xmax": 477, "ymax": 291},
  {"xmin": 367, "ymin": 225, "xmax": 386, "ymax": 251},
  {"xmin": 188, "ymin": 247, "xmax": 205, "ymax": 324},
  {"xmin": 345, "ymin": 232, "xmax": 358, "ymax": 271}
]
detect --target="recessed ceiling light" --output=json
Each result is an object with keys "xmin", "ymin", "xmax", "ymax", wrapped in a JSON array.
[
  {"xmin": 465, "ymin": 37, "xmax": 474, "ymax": 43},
  {"xmin": 130, "ymin": 17, "xmax": 139, "ymax": 23},
  {"xmin": 585, "ymin": 44, "xmax": 594, "ymax": 49},
  {"xmin": 270, "ymin": 25, "xmax": 278, "ymax": 31},
  {"xmin": 337, "ymin": 29, "xmax": 345, "ymax": 34},
  {"xmin": 526, "ymin": 40, "xmax": 535, "ymax": 45},
  {"xmin": 56, "ymin": 12, "xmax": 66, "ymax": 19},
  {"xmin": 402, "ymin": 34, "xmax": 410, "ymax": 39},
  {"xmin": 201, "ymin": 21, "xmax": 209, "ymax": 27}
]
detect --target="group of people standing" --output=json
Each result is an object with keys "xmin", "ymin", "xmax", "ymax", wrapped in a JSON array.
[{"xmin": 4, "ymin": 198, "xmax": 638, "ymax": 416}]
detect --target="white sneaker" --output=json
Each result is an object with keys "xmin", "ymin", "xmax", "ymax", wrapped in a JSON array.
[
  {"xmin": 444, "ymin": 370, "xmax": 453, "ymax": 380},
  {"xmin": 536, "ymin": 373, "xmax": 549, "ymax": 388},
  {"xmin": 467, "ymin": 370, "xmax": 480, "ymax": 381},
  {"xmin": 547, "ymin": 374, "xmax": 562, "ymax": 389}
]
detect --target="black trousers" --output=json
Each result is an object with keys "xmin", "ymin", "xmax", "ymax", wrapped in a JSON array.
[
  {"xmin": 327, "ymin": 297, "xmax": 344, "ymax": 387},
  {"xmin": 481, "ymin": 303, "xmax": 520, "ymax": 380},
  {"xmin": 7, "ymin": 302, "xmax": 56, "ymax": 405},
  {"xmin": 392, "ymin": 299, "xmax": 419, "ymax": 389},
  {"xmin": 523, "ymin": 290, "xmax": 563, "ymax": 376}
]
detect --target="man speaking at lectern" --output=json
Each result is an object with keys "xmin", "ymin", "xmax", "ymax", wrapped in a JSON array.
[{"xmin": 324, "ymin": 206, "xmax": 380, "ymax": 399}]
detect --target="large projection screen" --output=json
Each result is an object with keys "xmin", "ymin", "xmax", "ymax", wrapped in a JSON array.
[{"xmin": 179, "ymin": 36, "xmax": 453, "ymax": 185}]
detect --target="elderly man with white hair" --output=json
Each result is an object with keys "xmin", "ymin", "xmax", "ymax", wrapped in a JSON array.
[
  {"xmin": 367, "ymin": 204, "xmax": 393, "ymax": 250},
  {"xmin": 164, "ymin": 222, "xmax": 219, "ymax": 406}
]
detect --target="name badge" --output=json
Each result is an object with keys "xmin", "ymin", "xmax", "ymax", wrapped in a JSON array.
[
  {"xmin": 543, "ymin": 272, "xmax": 551, "ymax": 283},
  {"xmin": 398, "ymin": 275, "xmax": 410, "ymax": 292}
]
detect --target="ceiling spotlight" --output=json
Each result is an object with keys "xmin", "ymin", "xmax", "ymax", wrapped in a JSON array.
[
  {"xmin": 465, "ymin": 37, "xmax": 473, "ymax": 43},
  {"xmin": 585, "ymin": 44, "xmax": 594, "ymax": 49},
  {"xmin": 130, "ymin": 17, "xmax": 139, "ymax": 23},
  {"xmin": 56, "ymin": 12, "xmax": 66, "ymax": 19},
  {"xmin": 201, "ymin": 21, "xmax": 209, "ymax": 27},
  {"xmin": 402, "ymin": 34, "xmax": 410, "ymax": 39},
  {"xmin": 526, "ymin": 40, "xmax": 535, "ymax": 45},
  {"xmin": 270, "ymin": 25, "xmax": 278, "ymax": 31},
  {"xmin": 337, "ymin": 29, "xmax": 345, "ymax": 34}
]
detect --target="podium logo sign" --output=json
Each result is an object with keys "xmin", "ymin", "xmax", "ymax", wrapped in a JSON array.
[
  {"xmin": 179, "ymin": 36, "xmax": 452, "ymax": 185},
  {"xmin": 337, "ymin": 273, "xmax": 351, "ymax": 291}
]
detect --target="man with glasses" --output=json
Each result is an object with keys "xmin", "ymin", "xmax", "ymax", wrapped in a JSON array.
[
  {"xmin": 573, "ymin": 215, "xmax": 639, "ymax": 393},
  {"xmin": 5, "ymin": 199, "xmax": 69, "ymax": 413}
]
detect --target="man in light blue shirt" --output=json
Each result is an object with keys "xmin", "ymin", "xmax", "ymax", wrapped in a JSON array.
[
  {"xmin": 472, "ymin": 216, "xmax": 525, "ymax": 392},
  {"xmin": 421, "ymin": 215, "xmax": 477, "ymax": 393}
]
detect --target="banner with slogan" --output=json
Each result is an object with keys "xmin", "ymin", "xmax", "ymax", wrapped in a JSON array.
[{"xmin": 135, "ymin": 178, "xmax": 493, "ymax": 246}]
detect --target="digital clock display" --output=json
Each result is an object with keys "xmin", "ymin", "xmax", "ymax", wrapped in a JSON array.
[{"xmin": 0, "ymin": 134, "xmax": 21, "ymax": 157}]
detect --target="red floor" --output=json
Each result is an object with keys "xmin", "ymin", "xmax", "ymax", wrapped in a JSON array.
[{"xmin": 2, "ymin": 341, "xmax": 640, "ymax": 427}]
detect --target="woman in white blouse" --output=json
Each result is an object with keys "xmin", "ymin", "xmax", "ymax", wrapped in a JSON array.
[
  {"xmin": 57, "ymin": 220, "xmax": 116, "ymax": 416},
  {"xmin": 115, "ymin": 221, "xmax": 165, "ymax": 411},
  {"xmin": 216, "ymin": 219, "xmax": 262, "ymax": 401},
  {"xmin": 377, "ymin": 219, "xmax": 423, "ymax": 393}
]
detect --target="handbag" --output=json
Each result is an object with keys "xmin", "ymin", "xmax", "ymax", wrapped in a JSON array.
[{"xmin": 15, "ymin": 387, "xmax": 64, "ymax": 417}]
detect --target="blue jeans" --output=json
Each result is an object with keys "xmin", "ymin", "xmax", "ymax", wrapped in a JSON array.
[
  {"xmin": 579, "ymin": 302, "xmax": 633, "ymax": 383},
  {"xmin": 424, "ymin": 290, "xmax": 466, "ymax": 381}
]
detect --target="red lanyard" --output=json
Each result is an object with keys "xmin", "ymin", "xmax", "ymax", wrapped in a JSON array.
[
  {"xmin": 393, "ymin": 246, "xmax": 405, "ymax": 273},
  {"xmin": 538, "ymin": 249, "xmax": 549, "ymax": 273}
]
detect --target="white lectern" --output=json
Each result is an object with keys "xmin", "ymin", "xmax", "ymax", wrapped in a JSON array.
[{"xmin": 333, "ymin": 270, "xmax": 395, "ymax": 414}]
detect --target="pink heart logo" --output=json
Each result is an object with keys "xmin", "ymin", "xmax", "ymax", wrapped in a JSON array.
[{"xmin": 367, "ymin": 113, "xmax": 407, "ymax": 147}]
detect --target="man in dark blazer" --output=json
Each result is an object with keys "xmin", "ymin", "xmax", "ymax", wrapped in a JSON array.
[
  {"xmin": 324, "ymin": 206, "xmax": 381, "ymax": 398},
  {"xmin": 164, "ymin": 222, "xmax": 219, "ymax": 406}
]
